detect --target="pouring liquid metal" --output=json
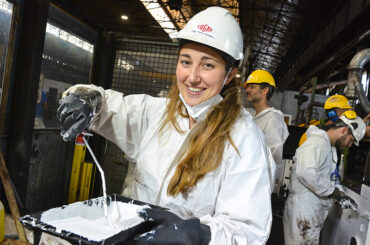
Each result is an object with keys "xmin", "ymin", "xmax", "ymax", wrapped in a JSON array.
[{"xmin": 38, "ymin": 132, "xmax": 148, "ymax": 242}]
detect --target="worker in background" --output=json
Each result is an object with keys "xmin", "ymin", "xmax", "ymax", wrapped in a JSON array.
[
  {"xmin": 283, "ymin": 111, "xmax": 366, "ymax": 245},
  {"xmin": 324, "ymin": 95, "xmax": 353, "ymax": 125},
  {"xmin": 57, "ymin": 6, "xmax": 274, "ymax": 245},
  {"xmin": 298, "ymin": 94, "xmax": 353, "ymax": 146},
  {"xmin": 321, "ymin": 94, "xmax": 370, "ymax": 139},
  {"xmin": 243, "ymin": 69, "xmax": 289, "ymax": 194}
]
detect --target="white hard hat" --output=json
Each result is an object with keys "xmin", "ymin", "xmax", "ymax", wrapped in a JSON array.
[
  {"xmin": 338, "ymin": 111, "xmax": 366, "ymax": 146},
  {"xmin": 176, "ymin": 6, "xmax": 244, "ymax": 62}
]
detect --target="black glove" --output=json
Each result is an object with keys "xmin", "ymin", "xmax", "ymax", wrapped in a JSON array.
[
  {"xmin": 57, "ymin": 89, "xmax": 101, "ymax": 141},
  {"xmin": 128, "ymin": 208, "xmax": 211, "ymax": 245},
  {"xmin": 330, "ymin": 187, "xmax": 357, "ymax": 209}
]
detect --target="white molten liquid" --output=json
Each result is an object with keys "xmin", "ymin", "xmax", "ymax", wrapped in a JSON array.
[
  {"xmin": 40, "ymin": 198, "xmax": 147, "ymax": 242},
  {"xmin": 39, "ymin": 136, "xmax": 149, "ymax": 242},
  {"xmin": 82, "ymin": 136, "xmax": 110, "ymax": 221}
]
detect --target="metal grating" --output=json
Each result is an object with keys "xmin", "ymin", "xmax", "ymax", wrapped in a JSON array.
[
  {"xmin": 240, "ymin": 0, "xmax": 304, "ymax": 76},
  {"xmin": 112, "ymin": 39, "xmax": 178, "ymax": 97}
]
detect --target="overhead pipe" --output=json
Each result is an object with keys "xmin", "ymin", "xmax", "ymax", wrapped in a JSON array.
[
  {"xmin": 346, "ymin": 49, "xmax": 370, "ymax": 114},
  {"xmin": 297, "ymin": 30, "xmax": 370, "ymax": 91}
]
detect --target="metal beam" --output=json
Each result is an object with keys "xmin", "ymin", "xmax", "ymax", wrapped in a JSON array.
[
  {"xmin": 8, "ymin": 0, "xmax": 49, "ymax": 204},
  {"xmin": 157, "ymin": 0, "xmax": 181, "ymax": 31},
  {"xmin": 0, "ymin": 2, "xmax": 19, "ymax": 133}
]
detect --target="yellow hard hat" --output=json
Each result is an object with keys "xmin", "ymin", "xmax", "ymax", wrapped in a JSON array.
[
  {"xmin": 243, "ymin": 70, "xmax": 276, "ymax": 88},
  {"xmin": 324, "ymin": 95, "xmax": 352, "ymax": 110}
]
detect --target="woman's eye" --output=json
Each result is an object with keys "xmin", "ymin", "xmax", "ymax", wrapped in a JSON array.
[
  {"xmin": 180, "ymin": 60, "xmax": 190, "ymax": 66},
  {"xmin": 203, "ymin": 63, "xmax": 214, "ymax": 69}
]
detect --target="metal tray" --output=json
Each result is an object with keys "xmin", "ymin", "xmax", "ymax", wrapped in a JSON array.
[{"xmin": 19, "ymin": 194, "xmax": 161, "ymax": 245}]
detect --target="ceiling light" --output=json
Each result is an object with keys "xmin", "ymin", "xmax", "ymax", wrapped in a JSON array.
[
  {"xmin": 139, "ymin": 0, "xmax": 178, "ymax": 39},
  {"xmin": 0, "ymin": 0, "xmax": 12, "ymax": 14},
  {"xmin": 46, "ymin": 23, "xmax": 94, "ymax": 53},
  {"xmin": 121, "ymin": 15, "xmax": 128, "ymax": 20}
]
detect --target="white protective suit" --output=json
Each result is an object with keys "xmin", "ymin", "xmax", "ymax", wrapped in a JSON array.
[
  {"xmin": 283, "ymin": 125, "xmax": 337, "ymax": 245},
  {"xmin": 253, "ymin": 107, "xmax": 289, "ymax": 192},
  {"xmin": 69, "ymin": 84, "xmax": 275, "ymax": 245}
]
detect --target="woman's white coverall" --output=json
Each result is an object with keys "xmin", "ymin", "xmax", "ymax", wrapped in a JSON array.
[
  {"xmin": 73, "ymin": 84, "xmax": 275, "ymax": 245},
  {"xmin": 283, "ymin": 125, "xmax": 337, "ymax": 245}
]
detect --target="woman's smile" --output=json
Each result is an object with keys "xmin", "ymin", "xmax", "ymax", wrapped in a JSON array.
[{"xmin": 176, "ymin": 42, "xmax": 231, "ymax": 107}]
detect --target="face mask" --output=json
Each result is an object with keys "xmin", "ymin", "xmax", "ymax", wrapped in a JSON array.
[
  {"xmin": 222, "ymin": 68, "xmax": 232, "ymax": 87},
  {"xmin": 179, "ymin": 67, "xmax": 232, "ymax": 121},
  {"xmin": 179, "ymin": 93, "xmax": 223, "ymax": 122}
]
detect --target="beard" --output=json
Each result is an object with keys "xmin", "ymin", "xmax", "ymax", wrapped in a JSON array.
[
  {"xmin": 246, "ymin": 94, "xmax": 261, "ymax": 103},
  {"xmin": 335, "ymin": 134, "xmax": 349, "ymax": 150}
]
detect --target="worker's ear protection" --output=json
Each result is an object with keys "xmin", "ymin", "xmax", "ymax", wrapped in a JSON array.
[{"xmin": 328, "ymin": 110, "xmax": 338, "ymax": 122}]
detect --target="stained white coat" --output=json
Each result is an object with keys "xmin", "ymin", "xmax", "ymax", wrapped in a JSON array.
[
  {"xmin": 283, "ymin": 125, "xmax": 337, "ymax": 245},
  {"xmin": 66, "ymin": 84, "xmax": 275, "ymax": 245}
]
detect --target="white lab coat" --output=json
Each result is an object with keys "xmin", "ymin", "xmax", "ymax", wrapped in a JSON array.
[
  {"xmin": 253, "ymin": 107, "xmax": 289, "ymax": 192},
  {"xmin": 67, "ymin": 84, "xmax": 275, "ymax": 245},
  {"xmin": 283, "ymin": 125, "xmax": 337, "ymax": 245}
]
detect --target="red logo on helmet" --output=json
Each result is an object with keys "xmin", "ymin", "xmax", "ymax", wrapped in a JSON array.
[{"xmin": 197, "ymin": 24, "xmax": 213, "ymax": 33}]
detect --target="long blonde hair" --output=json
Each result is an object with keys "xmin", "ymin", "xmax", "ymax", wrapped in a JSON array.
[{"xmin": 159, "ymin": 78, "xmax": 242, "ymax": 196}]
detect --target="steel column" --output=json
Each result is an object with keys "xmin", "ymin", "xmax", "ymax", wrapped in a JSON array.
[{"xmin": 8, "ymin": 0, "xmax": 49, "ymax": 204}]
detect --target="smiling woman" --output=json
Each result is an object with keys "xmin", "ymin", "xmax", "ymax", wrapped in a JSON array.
[
  {"xmin": 57, "ymin": 6, "xmax": 275, "ymax": 245},
  {"xmin": 176, "ymin": 43, "xmax": 230, "ymax": 107}
]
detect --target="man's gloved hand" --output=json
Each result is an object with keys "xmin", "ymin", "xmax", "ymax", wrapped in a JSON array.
[
  {"xmin": 330, "ymin": 187, "xmax": 357, "ymax": 209},
  {"xmin": 57, "ymin": 89, "xmax": 101, "ymax": 141},
  {"xmin": 129, "ymin": 208, "xmax": 211, "ymax": 245}
]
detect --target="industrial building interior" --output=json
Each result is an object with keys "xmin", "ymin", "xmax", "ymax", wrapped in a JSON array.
[{"xmin": 0, "ymin": 0, "xmax": 369, "ymax": 244}]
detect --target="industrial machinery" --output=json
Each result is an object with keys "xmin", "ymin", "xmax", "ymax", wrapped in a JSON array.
[{"xmin": 321, "ymin": 49, "xmax": 370, "ymax": 245}]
